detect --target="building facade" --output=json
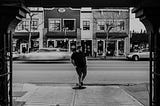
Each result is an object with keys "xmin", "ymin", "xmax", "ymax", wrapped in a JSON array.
[
  {"xmin": 93, "ymin": 8, "xmax": 130, "ymax": 56},
  {"xmin": 14, "ymin": 7, "xmax": 44, "ymax": 53},
  {"xmin": 80, "ymin": 7, "xmax": 93, "ymax": 56},
  {"xmin": 43, "ymin": 7, "xmax": 80, "ymax": 52},
  {"xmin": 13, "ymin": 7, "xmax": 130, "ymax": 56}
]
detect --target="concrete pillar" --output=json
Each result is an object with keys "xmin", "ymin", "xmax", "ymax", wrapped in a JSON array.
[
  {"xmin": 0, "ymin": 4, "xmax": 28, "ymax": 106},
  {"xmin": 133, "ymin": 7, "xmax": 160, "ymax": 106}
]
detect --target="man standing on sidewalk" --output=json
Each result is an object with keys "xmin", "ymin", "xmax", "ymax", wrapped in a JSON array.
[{"xmin": 71, "ymin": 46, "xmax": 87, "ymax": 87}]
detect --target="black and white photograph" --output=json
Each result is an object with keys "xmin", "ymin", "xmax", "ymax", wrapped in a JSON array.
[{"xmin": 0, "ymin": 0, "xmax": 159, "ymax": 106}]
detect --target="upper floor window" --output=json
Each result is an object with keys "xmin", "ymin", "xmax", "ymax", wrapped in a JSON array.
[
  {"xmin": 16, "ymin": 19, "xmax": 39, "ymax": 31},
  {"xmin": 96, "ymin": 19, "xmax": 125, "ymax": 32},
  {"xmin": 107, "ymin": 20, "xmax": 125, "ymax": 32},
  {"xmin": 48, "ymin": 19, "xmax": 61, "ymax": 32},
  {"xmin": 83, "ymin": 21, "xmax": 90, "ymax": 30},
  {"xmin": 31, "ymin": 19, "xmax": 38, "ymax": 30},
  {"xmin": 97, "ymin": 21, "xmax": 105, "ymax": 31},
  {"xmin": 63, "ymin": 19, "xmax": 76, "ymax": 31},
  {"xmin": 17, "ymin": 20, "xmax": 29, "ymax": 31}
]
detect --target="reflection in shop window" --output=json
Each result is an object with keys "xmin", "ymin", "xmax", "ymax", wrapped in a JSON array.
[{"xmin": 63, "ymin": 19, "xmax": 75, "ymax": 31}]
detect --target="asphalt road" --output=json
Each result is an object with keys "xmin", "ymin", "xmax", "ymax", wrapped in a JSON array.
[{"xmin": 12, "ymin": 60, "xmax": 149, "ymax": 85}]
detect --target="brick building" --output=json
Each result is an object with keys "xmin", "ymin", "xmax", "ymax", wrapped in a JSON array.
[{"xmin": 43, "ymin": 7, "xmax": 80, "ymax": 52}]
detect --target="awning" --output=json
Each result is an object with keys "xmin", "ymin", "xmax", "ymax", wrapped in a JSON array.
[
  {"xmin": 130, "ymin": 33, "xmax": 149, "ymax": 44},
  {"xmin": 46, "ymin": 32, "xmax": 77, "ymax": 38},
  {"xmin": 13, "ymin": 32, "xmax": 39, "ymax": 39},
  {"xmin": 96, "ymin": 32, "xmax": 128, "ymax": 39}
]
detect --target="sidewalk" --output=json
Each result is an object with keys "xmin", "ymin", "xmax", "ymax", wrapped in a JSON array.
[{"xmin": 13, "ymin": 83, "xmax": 146, "ymax": 106}]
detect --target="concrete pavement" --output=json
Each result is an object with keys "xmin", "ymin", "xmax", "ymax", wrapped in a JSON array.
[{"xmin": 13, "ymin": 83, "xmax": 144, "ymax": 106}]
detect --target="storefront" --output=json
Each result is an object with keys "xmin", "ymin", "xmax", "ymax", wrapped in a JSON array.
[
  {"xmin": 95, "ymin": 32, "xmax": 127, "ymax": 56},
  {"xmin": 13, "ymin": 32, "xmax": 40, "ymax": 53},
  {"xmin": 47, "ymin": 38, "xmax": 77, "ymax": 52}
]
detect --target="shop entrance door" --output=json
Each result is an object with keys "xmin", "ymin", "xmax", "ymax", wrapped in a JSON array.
[
  {"xmin": 81, "ymin": 40, "xmax": 92, "ymax": 56},
  {"xmin": 97, "ymin": 40, "xmax": 104, "ymax": 56},
  {"xmin": 107, "ymin": 41, "xmax": 116, "ymax": 56}
]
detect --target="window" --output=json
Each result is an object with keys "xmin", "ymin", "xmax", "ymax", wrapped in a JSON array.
[
  {"xmin": 16, "ymin": 21, "xmax": 23, "ymax": 30},
  {"xmin": 16, "ymin": 20, "xmax": 29, "ymax": 30},
  {"xmin": 83, "ymin": 21, "xmax": 90, "ymax": 30},
  {"xmin": 63, "ymin": 19, "xmax": 75, "ymax": 31},
  {"xmin": 97, "ymin": 21, "xmax": 105, "ymax": 30},
  {"xmin": 49, "ymin": 19, "xmax": 61, "ymax": 31},
  {"xmin": 31, "ymin": 20, "xmax": 38, "ymax": 30},
  {"xmin": 22, "ymin": 21, "xmax": 29, "ymax": 30},
  {"xmin": 119, "ymin": 21, "xmax": 125, "ymax": 31},
  {"xmin": 16, "ymin": 19, "xmax": 39, "ymax": 31},
  {"xmin": 106, "ymin": 20, "xmax": 125, "ymax": 32}
]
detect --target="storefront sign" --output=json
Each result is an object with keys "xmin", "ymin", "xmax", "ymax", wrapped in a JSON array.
[{"xmin": 58, "ymin": 8, "xmax": 66, "ymax": 13}]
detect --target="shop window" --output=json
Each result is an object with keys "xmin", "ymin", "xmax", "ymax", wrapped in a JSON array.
[
  {"xmin": 118, "ymin": 41, "xmax": 124, "ymax": 55},
  {"xmin": 48, "ymin": 40, "xmax": 54, "ymax": 48},
  {"xmin": 70, "ymin": 41, "xmax": 76, "ymax": 52},
  {"xmin": 83, "ymin": 21, "xmax": 90, "ymax": 30},
  {"xmin": 63, "ymin": 19, "xmax": 75, "ymax": 31},
  {"xmin": 98, "ymin": 41, "xmax": 104, "ymax": 55},
  {"xmin": 49, "ymin": 19, "xmax": 61, "ymax": 31},
  {"xmin": 56, "ymin": 40, "xmax": 67, "ymax": 49}
]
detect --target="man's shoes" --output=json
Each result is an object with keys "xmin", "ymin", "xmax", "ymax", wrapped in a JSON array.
[{"xmin": 76, "ymin": 83, "xmax": 82, "ymax": 88}]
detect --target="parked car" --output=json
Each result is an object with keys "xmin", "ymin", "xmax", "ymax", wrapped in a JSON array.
[
  {"xmin": 18, "ymin": 48, "xmax": 71, "ymax": 61},
  {"xmin": 126, "ymin": 48, "xmax": 152, "ymax": 61}
]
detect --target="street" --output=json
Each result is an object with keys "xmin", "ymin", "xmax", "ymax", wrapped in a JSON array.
[{"xmin": 13, "ymin": 60, "xmax": 149, "ymax": 85}]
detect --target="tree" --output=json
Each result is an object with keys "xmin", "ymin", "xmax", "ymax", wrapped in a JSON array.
[{"xmin": 17, "ymin": 11, "xmax": 44, "ymax": 53}]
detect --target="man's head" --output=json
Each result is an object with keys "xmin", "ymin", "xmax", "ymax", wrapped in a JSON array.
[{"xmin": 76, "ymin": 46, "xmax": 82, "ymax": 52}]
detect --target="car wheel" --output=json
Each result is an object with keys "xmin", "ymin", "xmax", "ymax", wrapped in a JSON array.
[{"xmin": 133, "ymin": 55, "xmax": 139, "ymax": 61}]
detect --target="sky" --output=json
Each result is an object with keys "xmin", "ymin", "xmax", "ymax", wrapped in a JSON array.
[{"xmin": 129, "ymin": 8, "xmax": 146, "ymax": 32}]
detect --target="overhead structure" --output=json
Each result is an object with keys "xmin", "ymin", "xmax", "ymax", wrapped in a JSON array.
[{"xmin": 0, "ymin": 0, "xmax": 160, "ymax": 106}]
